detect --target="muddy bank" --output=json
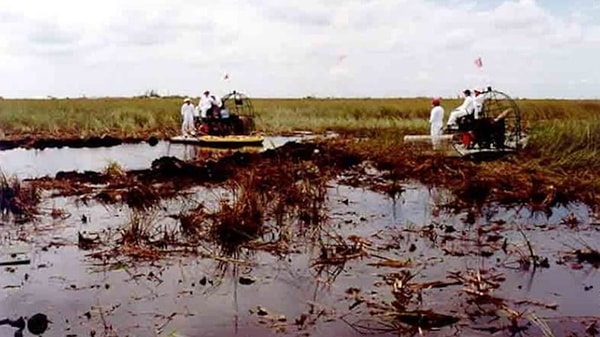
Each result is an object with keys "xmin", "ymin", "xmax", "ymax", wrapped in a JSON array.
[
  {"xmin": 0, "ymin": 134, "xmax": 151, "ymax": 151},
  {"xmin": 24, "ymin": 139, "xmax": 599, "ymax": 214},
  {"xmin": 0, "ymin": 130, "xmax": 328, "ymax": 151},
  {"xmin": 1, "ymin": 135, "xmax": 327, "ymax": 179}
]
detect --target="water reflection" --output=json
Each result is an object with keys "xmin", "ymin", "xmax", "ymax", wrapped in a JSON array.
[
  {"xmin": 0, "ymin": 135, "xmax": 316, "ymax": 179},
  {"xmin": 1, "ymin": 181, "xmax": 598, "ymax": 336}
]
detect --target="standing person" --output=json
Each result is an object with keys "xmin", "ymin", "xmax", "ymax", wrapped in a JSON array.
[
  {"xmin": 210, "ymin": 95, "xmax": 223, "ymax": 118},
  {"xmin": 429, "ymin": 97, "xmax": 445, "ymax": 150},
  {"xmin": 473, "ymin": 87, "xmax": 490, "ymax": 119},
  {"xmin": 180, "ymin": 97, "xmax": 196, "ymax": 136},
  {"xmin": 446, "ymin": 89, "xmax": 475, "ymax": 129},
  {"xmin": 198, "ymin": 90, "xmax": 212, "ymax": 121}
]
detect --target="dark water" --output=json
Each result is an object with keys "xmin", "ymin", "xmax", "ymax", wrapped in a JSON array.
[
  {"xmin": 0, "ymin": 136, "xmax": 313, "ymax": 179},
  {"xmin": 1, "ymin": 182, "xmax": 598, "ymax": 336}
]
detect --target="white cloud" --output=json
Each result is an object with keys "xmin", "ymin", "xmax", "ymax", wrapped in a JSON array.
[{"xmin": 0, "ymin": 0, "xmax": 599, "ymax": 98}]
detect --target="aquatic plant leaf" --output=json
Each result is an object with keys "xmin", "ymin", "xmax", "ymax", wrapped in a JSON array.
[{"xmin": 368, "ymin": 259, "xmax": 413, "ymax": 268}]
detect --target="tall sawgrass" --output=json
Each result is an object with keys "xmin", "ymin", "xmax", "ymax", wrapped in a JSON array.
[
  {"xmin": 526, "ymin": 117, "xmax": 600, "ymax": 170},
  {"xmin": 2, "ymin": 96, "xmax": 599, "ymax": 136},
  {"xmin": 2, "ymin": 96, "xmax": 600, "ymax": 169},
  {"xmin": 0, "ymin": 98, "xmax": 179, "ymax": 136}
]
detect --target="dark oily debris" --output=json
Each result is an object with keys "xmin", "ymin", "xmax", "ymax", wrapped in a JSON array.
[
  {"xmin": 0, "ymin": 313, "xmax": 49, "ymax": 336},
  {"xmin": 0, "ymin": 135, "xmax": 143, "ymax": 151},
  {"xmin": 239, "ymin": 276, "xmax": 256, "ymax": 285},
  {"xmin": 147, "ymin": 136, "xmax": 159, "ymax": 146},
  {"xmin": 27, "ymin": 313, "xmax": 50, "ymax": 335},
  {"xmin": 395, "ymin": 310, "xmax": 460, "ymax": 329},
  {"xmin": 0, "ymin": 317, "xmax": 25, "ymax": 330},
  {"xmin": 78, "ymin": 232, "xmax": 101, "ymax": 250}
]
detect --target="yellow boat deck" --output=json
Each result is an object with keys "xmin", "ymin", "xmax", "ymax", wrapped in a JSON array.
[{"xmin": 169, "ymin": 134, "xmax": 264, "ymax": 148}]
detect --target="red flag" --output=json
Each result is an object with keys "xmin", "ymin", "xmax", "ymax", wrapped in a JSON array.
[{"xmin": 474, "ymin": 57, "xmax": 483, "ymax": 68}]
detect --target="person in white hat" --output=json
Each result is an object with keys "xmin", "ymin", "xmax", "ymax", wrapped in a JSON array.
[
  {"xmin": 180, "ymin": 97, "xmax": 196, "ymax": 136},
  {"xmin": 197, "ymin": 90, "xmax": 213, "ymax": 121},
  {"xmin": 473, "ymin": 87, "xmax": 491, "ymax": 119},
  {"xmin": 446, "ymin": 89, "xmax": 475, "ymax": 129}
]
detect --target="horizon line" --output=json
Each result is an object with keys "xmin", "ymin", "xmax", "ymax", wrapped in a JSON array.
[{"xmin": 1, "ymin": 95, "xmax": 599, "ymax": 101}]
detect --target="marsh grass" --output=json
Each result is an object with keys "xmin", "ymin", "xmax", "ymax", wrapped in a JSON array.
[
  {"xmin": 2, "ymin": 96, "xmax": 598, "ymax": 135},
  {"xmin": 526, "ymin": 117, "xmax": 600, "ymax": 170},
  {"xmin": 0, "ymin": 169, "xmax": 41, "ymax": 221},
  {"xmin": 0, "ymin": 98, "xmax": 179, "ymax": 137},
  {"xmin": 119, "ymin": 208, "xmax": 175, "ymax": 248},
  {"xmin": 2, "ymin": 96, "xmax": 600, "ymax": 169},
  {"xmin": 120, "ymin": 210, "xmax": 154, "ymax": 246}
]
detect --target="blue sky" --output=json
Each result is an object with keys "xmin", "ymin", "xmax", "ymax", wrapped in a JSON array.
[{"xmin": 0, "ymin": 0, "xmax": 599, "ymax": 99}]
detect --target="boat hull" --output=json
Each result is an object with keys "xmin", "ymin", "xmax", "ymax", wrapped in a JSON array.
[{"xmin": 169, "ymin": 135, "xmax": 264, "ymax": 148}]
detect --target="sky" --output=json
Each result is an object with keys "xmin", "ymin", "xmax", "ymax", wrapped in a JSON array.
[{"xmin": 0, "ymin": 0, "xmax": 599, "ymax": 99}]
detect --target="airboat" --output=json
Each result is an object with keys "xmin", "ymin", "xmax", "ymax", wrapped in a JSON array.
[
  {"xmin": 405, "ymin": 89, "xmax": 528, "ymax": 158},
  {"xmin": 170, "ymin": 91, "xmax": 264, "ymax": 148}
]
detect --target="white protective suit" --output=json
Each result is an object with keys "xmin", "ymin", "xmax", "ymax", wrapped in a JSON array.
[
  {"xmin": 473, "ymin": 91, "xmax": 489, "ymax": 119},
  {"xmin": 211, "ymin": 95, "xmax": 222, "ymax": 108},
  {"xmin": 181, "ymin": 102, "xmax": 196, "ymax": 136},
  {"xmin": 447, "ymin": 95, "xmax": 475, "ymax": 127},
  {"xmin": 429, "ymin": 105, "xmax": 445, "ymax": 149},
  {"xmin": 198, "ymin": 94, "xmax": 212, "ymax": 119}
]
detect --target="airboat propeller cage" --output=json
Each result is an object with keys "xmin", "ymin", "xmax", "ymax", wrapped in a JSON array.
[
  {"xmin": 451, "ymin": 89, "xmax": 524, "ymax": 156},
  {"xmin": 221, "ymin": 91, "xmax": 256, "ymax": 133}
]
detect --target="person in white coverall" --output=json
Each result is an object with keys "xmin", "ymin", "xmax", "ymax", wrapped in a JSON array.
[
  {"xmin": 210, "ymin": 95, "xmax": 222, "ymax": 118},
  {"xmin": 446, "ymin": 89, "xmax": 475, "ymax": 129},
  {"xmin": 473, "ymin": 88, "xmax": 489, "ymax": 119},
  {"xmin": 180, "ymin": 97, "xmax": 196, "ymax": 136},
  {"xmin": 429, "ymin": 97, "xmax": 445, "ymax": 150},
  {"xmin": 197, "ymin": 90, "xmax": 213, "ymax": 121}
]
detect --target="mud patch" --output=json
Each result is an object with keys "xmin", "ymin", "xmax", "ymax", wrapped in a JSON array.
[{"xmin": 0, "ymin": 135, "xmax": 131, "ymax": 151}]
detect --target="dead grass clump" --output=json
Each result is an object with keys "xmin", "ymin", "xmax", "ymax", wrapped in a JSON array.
[
  {"xmin": 315, "ymin": 234, "xmax": 369, "ymax": 265},
  {"xmin": 205, "ymin": 159, "xmax": 328, "ymax": 256},
  {"xmin": 123, "ymin": 183, "xmax": 161, "ymax": 210},
  {"xmin": 103, "ymin": 161, "xmax": 127, "ymax": 180},
  {"xmin": 120, "ymin": 210, "xmax": 153, "ymax": 246},
  {"xmin": 281, "ymin": 162, "xmax": 328, "ymax": 225},
  {"xmin": 119, "ymin": 209, "xmax": 174, "ymax": 248},
  {"xmin": 231, "ymin": 158, "xmax": 329, "ymax": 228},
  {"xmin": 209, "ymin": 178, "xmax": 266, "ymax": 256},
  {"xmin": 0, "ymin": 170, "xmax": 41, "ymax": 222},
  {"xmin": 179, "ymin": 204, "xmax": 208, "ymax": 237},
  {"xmin": 561, "ymin": 243, "xmax": 600, "ymax": 268},
  {"xmin": 344, "ymin": 270, "xmax": 461, "ymax": 334},
  {"xmin": 94, "ymin": 180, "xmax": 162, "ymax": 211}
]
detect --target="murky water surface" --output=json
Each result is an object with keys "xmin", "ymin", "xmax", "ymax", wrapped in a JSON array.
[
  {"xmin": 1, "ymin": 181, "xmax": 598, "ymax": 337},
  {"xmin": 0, "ymin": 136, "xmax": 312, "ymax": 178}
]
